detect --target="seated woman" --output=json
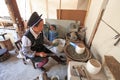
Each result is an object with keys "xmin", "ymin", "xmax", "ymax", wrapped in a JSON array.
[
  {"xmin": 48, "ymin": 24, "xmax": 58, "ymax": 42},
  {"xmin": 21, "ymin": 12, "xmax": 65, "ymax": 71}
]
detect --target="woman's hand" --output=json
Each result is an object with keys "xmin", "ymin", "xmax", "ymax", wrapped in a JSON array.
[
  {"xmin": 52, "ymin": 39, "xmax": 59, "ymax": 46},
  {"xmin": 52, "ymin": 42, "xmax": 59, "ymax": 46},
  {"xmin": 39, "ymin": 52, "xmax": 47, "ymax": 57}
]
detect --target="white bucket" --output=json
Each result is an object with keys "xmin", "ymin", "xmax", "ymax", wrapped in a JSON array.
[
  {"xmin": 86, "ymin": 59, "xmax": 102, "ymax": 74},
  {"xmin": 75, "ymin": 43, "xmax": 85, "ymax": 54}
]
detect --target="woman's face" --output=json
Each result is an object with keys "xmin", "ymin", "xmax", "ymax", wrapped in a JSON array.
[
  {"xmin": 50, "ymin": 25, "xmax": 55, "ymax": 30},
  {"xmin": 35, "ymin": 20, "xmax": 44, "ymax": 32}
]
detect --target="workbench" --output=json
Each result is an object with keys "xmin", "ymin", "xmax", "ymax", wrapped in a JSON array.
[{"xmin": 68, "ymin": 61, "xmax": 107, "ymax": 80}]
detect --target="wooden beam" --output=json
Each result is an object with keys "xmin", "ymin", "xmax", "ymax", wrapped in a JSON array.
[
  {"xmin": 5, "ymin": 0, "xmax": 25, "ymax": 38},
  {"xmin": 46, "ymin": 0, "xmax": 48, "ymax": 18},
  {"xmin": 87, "ymin": 10, "xmax": 104, "ymax": 48},
  {"xmin": 29, "ymin": 0, "xmax": 33, "ymax": 13},
  {"xmin": 84, "ymin": 0, "xmax": 91, "ymax": 26},
  {"xmin": 58, "ymin": 0, "xmax": 61, "ymax": 20}
]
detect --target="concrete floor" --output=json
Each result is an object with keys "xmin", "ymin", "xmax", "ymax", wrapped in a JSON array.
[
  {"xmin": 0, "ymin": 28, "xmax": 68, "ymax": 80},
  {"xmin": 0, "ymin": 50, "xmax": 67, "ymax": 80}
]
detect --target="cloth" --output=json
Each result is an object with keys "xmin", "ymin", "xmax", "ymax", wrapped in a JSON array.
[
  {"xmin": 48, "ymin": 30, "xmax": 58, "ymax": 41},
  {"xmin": 37, "ymin": 58, "xmax": 48, "ymax": 68}
]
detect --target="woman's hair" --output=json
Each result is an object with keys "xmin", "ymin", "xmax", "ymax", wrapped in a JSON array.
[
  {"xmin": 34, "ymin": 19, "xmax": 43, "ymax": 27},
  {"xmin": 50, "ymin": 24, "xmax": 57, "ymax": 30}
]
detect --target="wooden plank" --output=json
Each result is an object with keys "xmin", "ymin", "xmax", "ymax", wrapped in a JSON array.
[
  {"xmin": 57, "ymin": 9, "xmax": 87, "ymax": 26},
  {"xmin": 87, "ymin": 10, "xmax": 104, "ymax": 48},
  {"xmin": 104, "ymin": 55, "xmax": 120, "ymax": 80}
]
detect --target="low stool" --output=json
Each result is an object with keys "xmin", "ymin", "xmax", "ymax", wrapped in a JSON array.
[
  {"xmin": 15, "ymin": 39, "xmax": 36, "ymax": 69},
  {"xmin": 0, "ymin": 48, "xmax": 10, "ymax": 62}
]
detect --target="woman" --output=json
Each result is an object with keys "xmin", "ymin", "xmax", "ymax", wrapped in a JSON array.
[{"xmin": 21, "ymin": 12, "xmax": 65, "ymax": 71}]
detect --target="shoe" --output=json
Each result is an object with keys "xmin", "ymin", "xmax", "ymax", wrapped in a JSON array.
[
  {"xmin": 58, "ymin": 61, "xmax": 66, "ymax": 65},
  {"xmin": 37, "ymin": 66, "xmax": 46, "ymax": 71},
  {"xmin": 36, "ymin": 64, "xmax": 46, "ymax": 71},
  {"xmin": 59, "ymin": 55, "xmax": 67, "ymax": 61},
  {"xmin": 40, "ymin": 67, "xmax": 46, "ymax": 71}
]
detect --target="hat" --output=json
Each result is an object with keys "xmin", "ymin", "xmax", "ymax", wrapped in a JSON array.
[{"xmin": 27, "ymin": 12, "xmax": 42, "ymax": 27}]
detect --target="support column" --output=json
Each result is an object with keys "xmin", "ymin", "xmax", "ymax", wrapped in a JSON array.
[{"xmin": 5, "ymin": 0, "xmax": 25, "ymax": 38}]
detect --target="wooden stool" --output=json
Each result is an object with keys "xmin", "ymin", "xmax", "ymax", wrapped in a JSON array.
[
  {"xmin": 0, "ymin": 48, "xmax": 10, "ymax": 62},
  {"xmin": 15, "ymin": 39, "xmax": 36, "ymax": 69},
  {"xmin": 0, "ymin": 38, "xmax": 14, "ymax": 51},
  {"xmin": 0, "ymin": 33, "xmax": 7, "ymax": 40}
]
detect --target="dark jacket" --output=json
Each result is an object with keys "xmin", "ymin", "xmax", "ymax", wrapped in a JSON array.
[{"xmin": 24, "ymin": 30, "xmax": 52, "ymax": 53}]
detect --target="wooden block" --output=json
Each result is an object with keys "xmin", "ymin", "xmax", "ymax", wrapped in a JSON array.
[{"xmin": 104, "ymin": 55, "xmax": 120, "ymax": 80}]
